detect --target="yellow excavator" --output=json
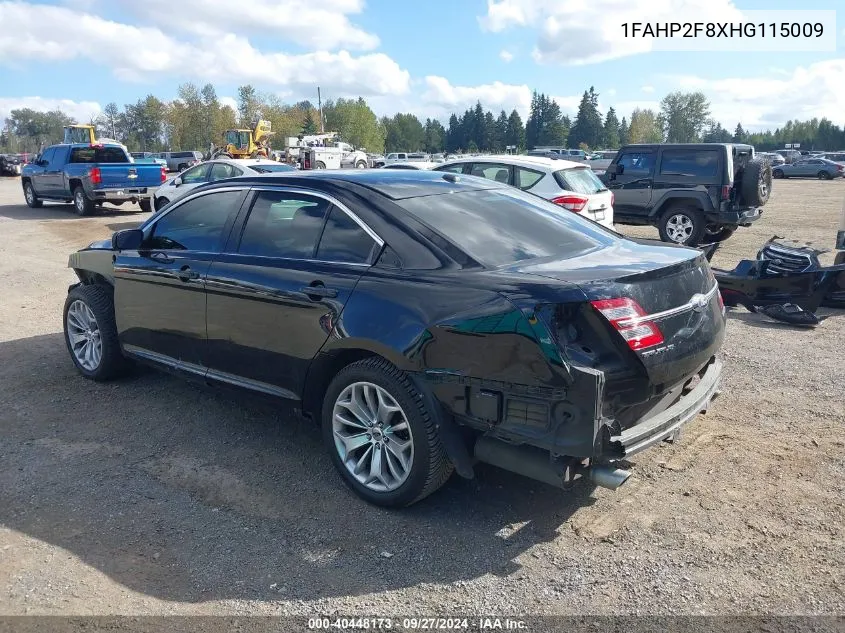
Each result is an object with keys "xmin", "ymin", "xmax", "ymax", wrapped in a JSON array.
[
  {"xmin": 62, "ymin": 124, "xmax": 123, "ymax": 147},
  {"xmin": 211, "ymin": 120, "xmax": 274, "ymax": 159}
]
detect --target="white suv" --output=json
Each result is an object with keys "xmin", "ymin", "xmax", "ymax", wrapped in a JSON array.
[{"xmin": 432, "ymin": 155, "xmax": 615, "ymax": 229}]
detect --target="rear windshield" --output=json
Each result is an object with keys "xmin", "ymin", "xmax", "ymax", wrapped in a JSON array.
[
  {"xmin": 70, "ymin": 146, "xmax": 129, "ymax": 163},
  {"xmin": 554, "ymin": 167, "xmax": 607, "ymax": 195},
  {"xmin": 250, "ymin": 163, "xmax": 295, "ymax": 173},
  {"xmin": 396, "ymin": 187, "xmax": 617, "ymax": 267}
]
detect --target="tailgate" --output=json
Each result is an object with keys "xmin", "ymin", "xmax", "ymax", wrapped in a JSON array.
[
  {"xmin": 583, "ymin": 189, "xmax": 613, "ymax": 225},
  {"xmin": 97, "ymin": 164, "xmax": 162, "ymax": 189}
]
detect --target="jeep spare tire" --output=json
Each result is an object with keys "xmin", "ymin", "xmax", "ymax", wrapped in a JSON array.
[{"xmin": 739, "ymin": 157, "xmax": 772, "ymax": 207}]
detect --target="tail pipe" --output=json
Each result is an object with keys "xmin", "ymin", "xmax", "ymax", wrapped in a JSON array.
[{"xmin": 473, "ymin": 436, "xmax": 631, "ymax": 491}]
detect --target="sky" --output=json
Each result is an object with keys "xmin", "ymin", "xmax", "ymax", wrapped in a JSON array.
[{"xmin": 0, "ymin": 0, "xmax": 842, "ymax": 132}]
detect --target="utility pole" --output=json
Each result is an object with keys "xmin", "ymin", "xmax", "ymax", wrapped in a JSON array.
[{"xmin": 317, "ymin": 87, "xmax": 324, "ymax": 133}]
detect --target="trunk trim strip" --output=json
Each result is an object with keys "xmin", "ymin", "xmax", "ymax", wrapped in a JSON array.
[{"xmin": 615, "ymin": 282, "xmax": 719, "ymax": 327}]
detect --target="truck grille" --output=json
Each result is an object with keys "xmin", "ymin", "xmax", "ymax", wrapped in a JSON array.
[{"xmin": 758, "ymin": 242, "xmax": 815, "ymax": 274}]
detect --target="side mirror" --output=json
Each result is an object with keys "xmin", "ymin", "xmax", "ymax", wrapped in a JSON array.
[
  {"xmin": 112, "ymin": 228, "xmax": 144, "ymax": 251},
  {"xmin": 173, "ymin": 176, "xmax": 182, "ymax": 186}
]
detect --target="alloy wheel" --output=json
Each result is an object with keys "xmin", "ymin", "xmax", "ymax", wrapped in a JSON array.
[
  {"xmin": 332, "ymin": 381, "xmax": 414, "ymax": 492},
  {"xmin": 66, "ymin": 300, "xmax": 102, "ymax": 371},
  {"xmin": 75, "ymin": 190, "xmax": 86, "ymax": 213},
  {"xmin": 24, "ymin": 185, "xmax": 34, "ymax": 205},
  {"xmin": 666, "ymin": 213, "xmax": 694, "ymax": 243}
]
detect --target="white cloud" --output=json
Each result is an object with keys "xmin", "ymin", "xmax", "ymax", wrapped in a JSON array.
[
  {"xmin": 606, "ymin": 88, "xmax": 617, "ymax": 97},
  {"xmin": 422, "ymin": 76, "xmax": 532, "ymax": 117},
  {"xmin": 130, "ymin": 0, "xmax": 378, "ymax": 51},
  {"xmin": 499, "ymin": 49, "xmax": 514, "ymax": 62},
  {"xmin": 219, "ymin": 97, "xmax": 238, "ymax": 112},
  {"xmin": 666, "ymin": 59, "xmax": 845, "ymax": 131},
  {"xmin": 480, "ymin": 0, "xmax": 744, "ymax": 65},
  {"xmin": 0, "ymin": 97, "xmax": 102, "ymax": 124},
  {"xmin": 641, "ymin": 85, "xmax": 655, "ymax": 93},
  {"xmin": 0, "ymin": 2, "xmax": 409, "ymax": 97}
]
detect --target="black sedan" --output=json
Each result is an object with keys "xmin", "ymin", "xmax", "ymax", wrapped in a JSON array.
[{"xmin": 63, "ymin": 170, "xmax": 725, "ymax": 506}]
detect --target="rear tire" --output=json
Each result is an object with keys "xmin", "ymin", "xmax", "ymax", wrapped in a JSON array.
[
  {"xmin": 739, "ymin": 157, "xmax": 772, "ymax": 207},
  {"xmin": 139, "ymin": 199, "xmax": 152, "ymax": 213},
  {"xmin": 177, "ymin": 163, "xmax": 188, "ymax": 171},
  {"xmin": 73, "ymin": 186, "xmax": 94, "ymax": 216},
  {"xmin": 818, "ymin": 170, "xmax": 832, "ymax": 180},
  {"xmin": 322, "ymin": 357, "xmax": 453, "ymax": 507},
  {"xmin": 772, "ymin": 168, "xmax": 784, "ymax": 179},
  {"xmin": 316, "ymin": 161, "xmax": 327, "ymax": 170},
  {"xmin": 63, "ymin": 285, "xmax": 129, "ymax": 382},
  {"xmin": 658, "ymin": 207, "xmax": 706, "ymax": 246},
  {"xmin": 23, "ymin": 181, "xmax": 42, "ymax": 208}
]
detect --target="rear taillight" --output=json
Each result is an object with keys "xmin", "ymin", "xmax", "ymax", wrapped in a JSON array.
[
  {"xmin": 89, "ymin": 167, "xmax": 102, "ymax": 185},
  {"xmin": 160, "ymin": 166, "xmax": 167, "ymax": 183},
  {"xmin": 591, "ymin": 298, "xmax": 664, "ymax": 350},
  {"xmin": 717, "ymin": 290, "xmax": 725, "ymax": 316},
  {"xmin": 721, "ymin": 185, "xmax": 731, "ymax": 201},
  {"xmin": 551, "ymin": 194, "xmax": 589, "ymax": 212},
  {"xmin": 837, "ymin": 165, "xmax": 844, "ymax": 172},
  {"xmin": 610, "ymin": 192, "xmax": 615, "ymax": 206}
]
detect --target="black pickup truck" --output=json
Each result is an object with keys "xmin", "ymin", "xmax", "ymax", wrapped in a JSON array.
[
  {"xmin": 22, "ymin": 143, "xmax": 166, "ymax": 215},
  {"xmin": 602, "ymin": 143, "xmax": 771, "ymax": 246}
]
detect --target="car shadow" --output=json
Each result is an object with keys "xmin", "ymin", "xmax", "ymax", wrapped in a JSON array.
[
  {"xmin": 0, "ymin": 202, "xmax": 147, "ymax": 221},
  {"xmin": 0, "ymin": 332, "xmax": 598, "ymax": 604}
]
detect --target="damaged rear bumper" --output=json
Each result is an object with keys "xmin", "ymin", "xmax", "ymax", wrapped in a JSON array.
[{"xmin": 609, "ymin": 357, "xmax": 722, "ymax": 458}]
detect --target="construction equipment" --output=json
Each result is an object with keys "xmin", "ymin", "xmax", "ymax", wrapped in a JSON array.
[
  {"xmin": 62, "ymin": 125, "xmax": 122, "ymax": 147},
  {"xmin": 212, "ymin": 120, "xmax": 274, "ymax": 160}
]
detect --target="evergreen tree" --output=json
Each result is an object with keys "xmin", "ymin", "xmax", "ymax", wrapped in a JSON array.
[
  {"xmin": 733, "ymin": 123, "xmax": 747, "ymax": 143},
  {"xmin": 603, "ymin": 107, "xmax": 620, "ymax": 149},
  {"xmin": 506, "ymin": 109, "xmax": 526, "ymax": 151},
  {"xmin": 569, "ymin": 87, "xmax": 603, "ymax": 149},
  {"xmin": 618, "ymin": 116, "xmax": 629, "ymax": 146},
  {"xmin": 301, "ymin": 110, "xmax": 317, "ymax": 134}
]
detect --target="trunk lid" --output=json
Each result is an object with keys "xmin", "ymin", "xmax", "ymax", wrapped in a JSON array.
[{"xmin": 508, "ymin": 238, "xmax": 725, "ymax": 389}]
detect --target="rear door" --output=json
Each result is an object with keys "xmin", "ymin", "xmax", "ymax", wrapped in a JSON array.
[
  {"xmin": 114, "ymin": 188, "xmax": 247, "ymax": 371},
  {"xmin": 605, "ymin": 149, "xmax": 655, "ymax": 218},
  {"xmin": 204, "ymin": 188, "xmax": 381, "ymax": 398}
]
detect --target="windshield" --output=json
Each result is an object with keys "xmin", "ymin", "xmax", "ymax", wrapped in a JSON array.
[
  {"xmin": 396, "ymin": 187, "xmax": 618, "ymax": 267},
  {"xmin": 554, "ymin": 167, "xmax": 607, "ymax": 194}
]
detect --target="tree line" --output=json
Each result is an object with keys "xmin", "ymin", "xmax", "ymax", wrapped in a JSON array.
[{"xmin": 2, "ymin": 83, "xmax": 844, "ymax": 155}]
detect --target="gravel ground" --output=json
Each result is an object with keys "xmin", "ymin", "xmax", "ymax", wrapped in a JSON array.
[{"xmin": 0, "ymin": 176, "xmax": 843, "ymax": 617}]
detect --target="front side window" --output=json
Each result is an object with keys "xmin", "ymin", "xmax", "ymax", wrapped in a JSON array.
[
  {"xmin": 40, "ymin": 147, "xmax": 56, "ymax": 166},
  {"xmin": 237, "ymin": 191, "xmax": 330, "ymax": 259},
  {"xmin": 146, "ymin": 191, "xmax": 242, "ymax": 252},
  {"xmin": 180, "ymin": 163, "xmax": 211, "ymax": 184},
  {"xmin": 316, "ymin": 207, "xmax": 377, "ymax": 264},
  {"xmin": 617, "ymin": 151, "xmax": 654, "ymax": 174}
]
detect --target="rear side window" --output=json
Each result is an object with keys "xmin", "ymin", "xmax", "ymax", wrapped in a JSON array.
[
  {"xmin": 434, "ymin": 163, "xmax": 466, "ymax": 174},
  {"xmin": 210, "ymin": 162, "xmax": 239, "ymax": 180},
  {"xmin": 659, "ymin": 150, "xmax": 719, "ymax": 178},
  {"xmin": 469, "ymin": 163, "xmax": 511, "ymax": 184},
  {"xmin": 147, "ymin": 191, "xmax": 242, "ymax": 252},
  {"xmin": 554, "ymin": 167, "xmax": 606, "ymax": 194},
  {"xmin": 516, "ymin": 167, "xmax": 544, "ymax": 190},
  {"xmin": 397, "ymin": 188, "xmax": 616, "ymax": 267},
  {"xmin": 316, "ymin": 207, "xmax": 377, "ymax": 264},
  {"xmin": 70, "ymin": 146, "xmax": 129, "ymax": 163},
  {"xmin": 238, "ymin": 191, "xmax": 330, "ymax": 259}
]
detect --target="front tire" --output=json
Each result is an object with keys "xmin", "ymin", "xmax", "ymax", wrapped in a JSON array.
[
  {"xmin": 658, "ymin": 207, "xmax": 706, "ymax": 246},
  {"xmin": 139, "ymin": 199, "xmax": 152, "ymax": 213},
  {"xmin": 772, "ymin": 169, "xmax": 784, "ymax": 179},
  {"xmin": 63, "ymin": 285, "xmax": 129, "ymax": 381},
  {"xmin": 23, "ymin": 181, "xmax": 43, "ymax": 208},
  {"xmin": 322, "ymin": 357, "xmax": 453, "ymax": 507},
  {"xmin": 73, "ymin": 186, "xmax": 94, "ymax": 216},
  {"xmin": 154, "ymin": 196, "xmax": 169, "ymax": 211},
  {"xmin": 355, "ymin": 160, "xmax": 367, "ymax": 169}
]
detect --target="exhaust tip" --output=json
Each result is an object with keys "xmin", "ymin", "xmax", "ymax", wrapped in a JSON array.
[{"xmin": 590, "ymin": 465, "xmax": 632, "ymax": 491}]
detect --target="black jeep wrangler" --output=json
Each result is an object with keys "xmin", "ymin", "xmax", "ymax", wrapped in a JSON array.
[{"xmin": 603, "ymin": 143, "xmax": 771, "ymax": 246}]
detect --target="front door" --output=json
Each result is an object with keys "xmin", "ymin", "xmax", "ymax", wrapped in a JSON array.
[
  {"xmin": 605, "ymin": 150, "xmax": 655, "ymax": 219},
  {"xmin": 205, "ymin": 189, "xmax": 379, "ymax": 398},
  {"xmin": 29, "ymin": 147, "xmax": 55, "ymax": 197},
  {"xmin": 114, "ymin": 188, "xmax": 247, "ymax": 372}
]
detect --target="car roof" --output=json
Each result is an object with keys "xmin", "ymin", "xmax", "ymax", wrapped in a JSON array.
[
  {"xmin": 206, "ymin": 168, "xmax": 505, "ymax": 200},
  {"xmin": 439, "ymin": 154, "xmax": 585, "ymax": 171}
]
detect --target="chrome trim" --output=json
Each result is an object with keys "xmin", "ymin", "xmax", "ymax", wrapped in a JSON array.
[
  {"xmin": 249, "ymin": 185, "xmax": 384, "ymax": 248},
  {"xmin": 616, "ymin": 283, "xmax": 719, "ymax": 327}
]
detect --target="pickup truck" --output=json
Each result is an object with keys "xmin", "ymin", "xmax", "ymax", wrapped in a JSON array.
[{"xmin": 21, "ymin": 143, "xmax": 165, "ymax": 215}]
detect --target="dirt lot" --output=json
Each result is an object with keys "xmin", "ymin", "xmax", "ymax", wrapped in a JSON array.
[{"xmin": 0, "ymin": 176, "xmax": 843, "ymax": 617}]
